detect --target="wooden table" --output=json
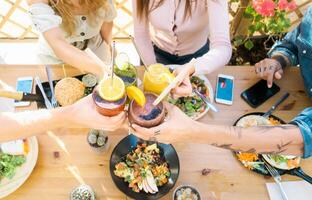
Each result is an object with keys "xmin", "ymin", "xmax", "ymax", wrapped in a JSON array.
[{"xmin": 0, "ymin": 65, "xmax": 311, "ymax": 200}]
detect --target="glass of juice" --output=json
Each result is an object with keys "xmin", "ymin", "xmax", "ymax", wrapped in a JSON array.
[
  {"xmin": 114, "ymin": 53, "xmax": 137, "ymax": 87},
  {"xmin": 143, "ymin": 64, "xmax": 175, "ymax": 95},
  {"xmin": 92, "ymin": 76, "xmax": 127, "ymax": 117},
  {"xmin": 128, "ymin": 92, "xmax": 165, "ymax": 128}
]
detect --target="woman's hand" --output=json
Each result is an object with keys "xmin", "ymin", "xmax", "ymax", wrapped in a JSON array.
[
  {"xmin": 255, "ymin": 58, "xmax": 283, "ymax": 88},
  {"xmin": 131, "ymin": 102, "xmax": 194, "ymax": 143},
  {"xmin": 65, "ymin": 95, "xmax": 126, "ymax": 130},
  {"xmin": 171, "ymin": 64, "xmax": 195, "ymax": 97}
]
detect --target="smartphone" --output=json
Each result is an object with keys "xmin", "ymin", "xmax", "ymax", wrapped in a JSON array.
[
  {"xmin": 215, "ymin": 74, "xmax": 234, "ymax": 105},
  {"xmin": 241, "ymin": 79, "xmax": 280, "ymax": 108},
  {"xmin": 14, "ymin": 77, "xmax": 33, "ymax": 107}
]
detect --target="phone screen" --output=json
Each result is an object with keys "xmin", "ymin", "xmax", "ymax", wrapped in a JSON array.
[
  {"xmin": 216, "ymin": 76, "xmax": 234, "ymax": 102},
  {"xmin": 15, "ymin": 79, "xmax": 33, "ymax": 104},
  {"xmin": 241, "ymin": 79, "xmax": 280, "ymax": 108}
]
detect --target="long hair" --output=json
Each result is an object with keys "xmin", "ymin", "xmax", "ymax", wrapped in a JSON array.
[
  {"xmin": 136, "ymin": 0, "xmax": 198, "ymax": 22},
  {"xmin": 49, "ymin": 0, "xmax": 109, "ymax": 36}
]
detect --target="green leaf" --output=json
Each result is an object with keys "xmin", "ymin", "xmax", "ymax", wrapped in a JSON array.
[{"xmin": 244, "ymin": 40, "xmax": 254, "ymax": 50}]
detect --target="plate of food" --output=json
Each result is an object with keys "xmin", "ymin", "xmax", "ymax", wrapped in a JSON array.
[
  {"xmin": 0, "ymin": 137, "xmax": 38, "ymax": 198},
  {"xmin": 168, "ymin": 75, "xmax": 213, "ymax": 120},
  {"xmin": 167, "ymin": 65, "xmax": 213, "ymax": 120},
  {"xmin": 35, "ymin": 74, "xmax": 98, "ymax": 108},
  {"xmin": 110, "ymin": 134, "xmax": 180, "ymax": 200},
  {"xmin": 234, "ymin": 113, "xmax": 312, "ymax": 184}
]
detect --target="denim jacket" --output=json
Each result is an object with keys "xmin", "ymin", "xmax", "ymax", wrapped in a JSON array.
[
  {"xmin": 268, "ymin": 6, "xmax": 312, "ymax": 98},
  {"xmin": 290, "ymin": 107, "xmax": 312, "ymax": 158}
]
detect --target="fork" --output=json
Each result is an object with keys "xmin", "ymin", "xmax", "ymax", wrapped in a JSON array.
[
  {"xmin": 45, "ymin": 66, "xmax": 58, "ymax": 108},
  {"xmin": 265, "ymin": 162, "xmax": 289, "ymax": 200}
]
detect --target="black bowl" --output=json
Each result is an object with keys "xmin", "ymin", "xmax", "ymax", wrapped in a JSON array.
[{"xmin": 110, "ymin": 134, "xmax": 180, "ymax": 200}]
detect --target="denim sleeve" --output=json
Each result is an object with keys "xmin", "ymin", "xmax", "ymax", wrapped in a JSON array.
[
  {"xmin": 289, "ymin": 107, "xmax": 312, "ymax": 159},
  {"xmin": 268, "ymin": 25, "xmax": 300, "ymax": 66}
]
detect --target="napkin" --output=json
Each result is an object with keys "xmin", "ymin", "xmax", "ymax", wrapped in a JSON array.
[{"xmin": 266, "ymin": 181, "xmax": 312, "ymax": 200}]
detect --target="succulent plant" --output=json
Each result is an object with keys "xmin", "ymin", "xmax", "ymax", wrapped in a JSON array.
[
  {"xmin": 87, "ymin": 132, "xmax": 98, "ymax": 145},
  {"xmin": 97, "ymin": 136, "xmax": 107, "ymax": 147},
  {"xmin": 70, "ymin": 185, "xmax": 95, "ymax": 200}
]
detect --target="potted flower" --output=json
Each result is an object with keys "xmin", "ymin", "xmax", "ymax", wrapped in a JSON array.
[{"xmin": 230, "ymin": 0, "xmax": 297, "ymax": 65}]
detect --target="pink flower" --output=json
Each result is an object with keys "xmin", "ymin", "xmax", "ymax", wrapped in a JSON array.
[
  {"xmin": 278, "ymin": 0, "xmax": 288, "ymax": 11},
  {"xmin": 252, "ymin": 0, "xmax": 276, "ymax": 17},
  {"xmin": 277, "ymin": 0, "xmax": 297, "ymax": 11},
  {"xmin": 286, "ymin": 1, "xmax": 297, "ymax": 11}
]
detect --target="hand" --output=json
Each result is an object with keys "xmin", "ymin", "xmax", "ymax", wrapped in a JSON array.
[
  {"xmin": 171, "ymin": 64, "xmax": 195, "ymax": 97},
  {"xmin": 255, "ymin": 58, "xmax": 283, "ymax": 88},
  {"xmin": 65, "ymin": 95, "xmax": 126, "ymax": 130},
  {"xmin": 131, "ymin": 102, "xmax": 194, "ymax": 143}
]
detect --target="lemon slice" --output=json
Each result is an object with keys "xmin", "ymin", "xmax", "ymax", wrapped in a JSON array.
[
  {"xmin": 126, "ymin": 86, "xmax": 146, "ymax": 107},
  {"xmin": 99, "ymin": 76, "xmax": 125, "ymax": 101},
  {"xmin": 160, "ymin": 73, "xmax": 174, "ymax": 83}
]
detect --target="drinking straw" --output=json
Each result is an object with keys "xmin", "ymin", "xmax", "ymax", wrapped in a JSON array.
[{"xmin": 111, "ymin": 41, "xmax": 116, "ymax": 87}]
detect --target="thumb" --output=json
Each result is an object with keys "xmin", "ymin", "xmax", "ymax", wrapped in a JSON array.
[
  {"xmin": 163, "ymin": 101, "xmax": 175, "ymax": 111},
  {"xmin": 274, "ymin": 69, "xmax": 283, "ymax": 80}
]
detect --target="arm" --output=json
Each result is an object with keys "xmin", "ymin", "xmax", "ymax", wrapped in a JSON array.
[
  {"xmin": 132, "ymin": 103, "xmax": 307, "ymax": 157},
  {"xmin": 0, "ymin": 95, "xmax": 126, "ymax": 143},
  {"xmin": 27, "ymin": 0, "xmax": 107, "ymax": 76},
  {"xmin": 193, "ymin": 0, "xmax": 232, "ymax": 75},
  {"xmin": 100, "ymin": 21, "xmax": 114, "ymax": 46},
  {"xmin": 132, "ymin": 0, "xmax": 157, "ymax": 65}
]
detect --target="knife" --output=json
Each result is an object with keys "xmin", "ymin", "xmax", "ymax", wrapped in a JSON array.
[
  {"xmin": 0, "ymin": 90, "xmax": 42, "ymax": 102},
  {"xmin": 193, "ymin": 89, "xmax": 219, "ymax": 113},
  {"xmin": 263, "ymin": 92, "xmax": 290, "ymax": 118},
  {"xmin": 35, "ymin": 76, "xmax": 53, "ymax": 109}
]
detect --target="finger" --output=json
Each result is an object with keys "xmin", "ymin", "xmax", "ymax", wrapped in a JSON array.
[
  {"xmin": 163, "ymin": 101, "xmax": 175, "ymax": 110},
  {"xmin": 131, "ymin": 124, "xmax": 154, "ymax": 140},
  {"xmin": 110, "ymin": 111, "xmax": 126, "ymax": 123},
  {"xmin": 266, "ymin": 70, "xmax": 275, "ymax": 88},
  {"xmin": 172, "ymin": 86, "xmax": 191, "ymax": 97},
  {"xmin": 274, "ymin": 69, "xmax": 283, "ymax": 80},
  {"xmin": 255, "ymin": 63, "xmax": 260, "ymax": 74}
]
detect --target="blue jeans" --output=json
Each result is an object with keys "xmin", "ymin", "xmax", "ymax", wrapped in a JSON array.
[{"xmin": 153, "ymin": 41, "xmax": 209, "ymax": 65}]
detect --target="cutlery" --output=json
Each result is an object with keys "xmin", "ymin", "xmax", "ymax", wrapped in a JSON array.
[
  {"xmin": 129, "ymin": 35, "xmax": 149, "ymax": 72},
  {"xmin": 0, "ymin": 90, "xmax": 42, "ymax": 102},
  {"xmin": 35, "ymin": 76, "xmax": 53, "ymax": 109},
  {"xmin": 193, "ymin": 89, "xmax": 218, "ymax": 113},
  {"xmin": 265, "ymin": 162, "xmax": 289, "ymax": 200},
  {"xmin": 45, "ymin": 66, "xmax": 58, "ymax": 108},
  {"xmin": 263, "ymin": 92, "xmax": 289, "ymax": 118},
  {"xmin": 110, "ymin": 41, "xmax": 116, "ymax": 86}
]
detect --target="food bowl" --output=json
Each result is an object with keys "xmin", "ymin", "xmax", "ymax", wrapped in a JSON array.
[
  {"xmin": 92, "ymin": 88, "xmax": 127, "ymax": 117},
  {"xmin": 110, "ymin": 134, "xmax": 180, "ymax": 200},
  {"xmin": 128, "ymin": 93, "xmax": 165, "ymax": 128},
  {"xmin": 172, "ymin": 185, "xmax": 201, "ymax": 200}
]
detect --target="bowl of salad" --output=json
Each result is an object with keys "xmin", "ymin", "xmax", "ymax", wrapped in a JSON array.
[
  {"xmin": 169, "ymin": 75, "xmax": 213, "ymax": 120},
  {"xmin": 110, "ymin": 134, "xmax": 180, "ymax": 200}
]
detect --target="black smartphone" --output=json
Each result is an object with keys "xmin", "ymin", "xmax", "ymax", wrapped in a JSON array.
[{"xmin": 241, "ymin": 80, "xmax": 280, "ymax": 108}]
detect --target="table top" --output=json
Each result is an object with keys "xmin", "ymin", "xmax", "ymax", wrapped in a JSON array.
[{"xmin": 0, "ymin": 64, "xmax": 311, "ymax": 200}]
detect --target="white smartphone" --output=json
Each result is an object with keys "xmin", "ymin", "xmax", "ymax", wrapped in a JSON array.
[
  {"xmin": 14, "ymin": 76, "xmax": 33, "ymax": 107},
  {"xmin": 215, "ymin": 74, "xmax": 234, "ymax": 105}
]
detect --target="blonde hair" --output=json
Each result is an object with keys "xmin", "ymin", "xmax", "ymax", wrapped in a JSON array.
[{"xmin": 49, "ymin": 0, "xmax": 109, "ymax": 36}]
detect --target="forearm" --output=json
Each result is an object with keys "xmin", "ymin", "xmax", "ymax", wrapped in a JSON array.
[
  {"xmin": 0, "ymin": 107, "xmax": 69, "ymax": 142},
  {"xmin": 182, "ymin": 122, "xmax": 304, "ymax": 156},
  {"xmin": 44, "ymin": 29, "xmax": 108, "ymax": 76},
  {"xmin": 100, "ymin": 22, "xmax": 113, "ymax": 45},
  {"xmin": 193, "ymin": 45, "xmax": 232, "ymax": 75}
]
